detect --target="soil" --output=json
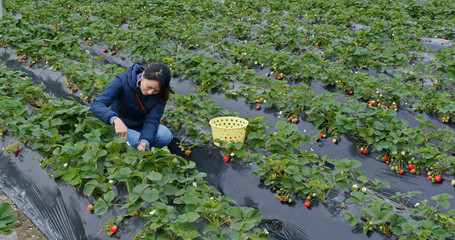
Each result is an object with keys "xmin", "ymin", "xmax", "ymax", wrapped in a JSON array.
[{"xmin": 0, "ymin": 187, "xmax": 47, "ymax": 240}]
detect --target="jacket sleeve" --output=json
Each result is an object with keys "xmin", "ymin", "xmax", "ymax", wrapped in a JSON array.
[
  {"xmin": 139, "ymin": 101, "xmax": 166, "ymax": 147},
  {"xmin": 91, "ymin": 76, "xmax": 123, "ymax": 124}
]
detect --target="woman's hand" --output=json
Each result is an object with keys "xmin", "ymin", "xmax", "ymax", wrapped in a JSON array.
[
  {"xmin": 113, "ymin": 118, "xmax": 128, "ymax": 140},
  {"xmin": 137, "ymin": 141, "xmax": 147, "ymax": 151}
]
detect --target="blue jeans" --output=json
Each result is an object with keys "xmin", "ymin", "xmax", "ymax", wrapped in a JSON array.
[{"xmin": 118, "ymin": 125, "xmax": 173, "ymax": 149}]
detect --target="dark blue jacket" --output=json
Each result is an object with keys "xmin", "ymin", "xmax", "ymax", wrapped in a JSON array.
[{"xmin": 91, "ymin": 63, "xmax": 165, "ymax": 146}]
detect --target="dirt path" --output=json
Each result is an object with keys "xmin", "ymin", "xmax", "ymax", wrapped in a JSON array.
[{"xmin": 0, "ymin": 187, "xmax": 47, "ymax": 240}]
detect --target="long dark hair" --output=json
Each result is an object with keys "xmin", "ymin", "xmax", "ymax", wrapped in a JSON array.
[{"xmin": 143, "ymin": 62, "xmax": 174, "ymax": 102}]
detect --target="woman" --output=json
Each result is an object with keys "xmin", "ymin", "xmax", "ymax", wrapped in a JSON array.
[{"xmin": 91, "ymin": 62, "xmax": 173, "ymax": 151}]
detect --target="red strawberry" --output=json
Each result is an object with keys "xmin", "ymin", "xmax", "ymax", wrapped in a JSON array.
[
  {"xmin": 305, "ymin": 35, "xmax": 308, "ymax": 38},
  {"xmin": 359, "ymin": 148, "xmax": 364, "ymax": 153},
  {"xmin": 72, "ymin": 88, "xmax": 78, "ymax": 92},
  {"xmin": 85, "ymin": 18, "xmax": 88, "ymax": 20},
  {"xmin": 408, "ymin": 164, "xmax": 414, "ymax": 170},
  {"xmin": 399, "ymin": 170, "xmax": 404, "ymax": 175},
  {"xmin": 292, "ymin": 118, "xmax": 298, "ymax": 123},
  {"xmin": 410, "ymin": 169, "xmax": 416, "ymax": 174},
  {"xmin": 186, "ymin": 151, "xmax": 191, "ymax": 157},
  {"xmin": 256, "ymin": 105, "xmax": 260, "ymax": 110},
  {"xmin": 304, "ymin": 201, "xmax": 310, "ymax": 208},
  {"xmin": 238, "ymin": 58, "xmax": 242, "ymax": 62},
  {"xmin": 320, "ymin": 133, "xmax": 324, "ymax": 138},
  {"xmin": 146, "ymin": 14, "xmax": 150, "ymax": 18},
  {"xmin": 316, "ymin": 46, "xmax": 320, "ymax": 49},
  {"xmin": 110, "ymin": 225, "xmax": 117, "ymax": 234},
  {"xmin": 257, "ymin": 100, "xmax": 261, "ymax": 104},
  {"xmin": 87, "ymin": 204, "xmax": 93, "ymax": 211},
  {"xmin": 277, "ymin": 76, "xmax": 282, "ymax": 80},
  {"xmin": 348, "ymin": 90, "xmax": 353, "ymax": 95},
  {"xmin": 29, "ymin": 63, "xmax": 33, "ymax": 68},
  {"xmin": 45, "ymin": 44, "xmax": 49, "ymax": 47},
  {"xmin": 110, "ymin": 51, "xmax": 116, "ymax": 55},
  {"xmin": 54, "ymin": 24, "xmax": 57, "ymax": 28},
  {"xmin": 14, "ymin": 148, "xmax": 19, "ymax": 154},
  {"xmin": 289, "ymin": 117, "xmax": 293, "ymax": 122},
  {"xmin": 279, "ymin": 197, "xmax": 282, "ymax": 202},
  {"xmin": 370, "ymin": 101, "xmax": 376, "ymax": 106},
  {"xmin": 435, "ymin": 176, "xmax": 442, "ymax": 182},
  {"xmin": 363, "ymin": 149, "xmax": 368, "ymax": 155},
  {"xmin": 442, "ymin": 37, "xmax": 447, "ymax": 40},
  {"xmin": 102, "ymin": 49, "xmax": 108, "ymax": 53},
  {"xmin": 427, "ymin": 176, "xmax": 433, "ymax": 181},
  {"xmin": 224, "ymin": 156, "xmax": 229, "ymax": 162},
  {"xmin": 383, "ymin": 156, "xmax": 388, "ymax": 163}
]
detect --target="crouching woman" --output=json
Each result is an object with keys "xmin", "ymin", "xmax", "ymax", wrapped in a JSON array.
[{"xmin": 91, "ymin": 62, "xmax": 173, "ymax": 151}]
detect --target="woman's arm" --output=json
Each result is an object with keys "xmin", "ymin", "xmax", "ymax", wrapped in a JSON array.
[{"xmin": 91, "ymin": 76, "xmax": 123, "ymax": 124}]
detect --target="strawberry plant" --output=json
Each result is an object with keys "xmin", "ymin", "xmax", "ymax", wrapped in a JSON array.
[{"xmin": 0, "ymin": 202, "xmax": 18, "ymax": 235}]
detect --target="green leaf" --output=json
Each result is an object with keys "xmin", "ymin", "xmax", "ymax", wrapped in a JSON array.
[
  {"xmin": 83, "ymin": 183, "xmax": 97, "ymax": 196},
  {"xmin": 176, "ymin": 212, "xmax": 200, "ymax": 223},
  {"xmin": 342, "ymin": 212, "xmax": 358, "ymax": 226},
  {"xmin": 104, "ymin": 190, "xmax": 115, "ymax": 203},
  {"xmin": 329, "ymin": 158, "xmax": 362, "ymax": 171},
  {"xmin": 94, "ymin": 199, "xmax": 108, "ymax": 215},
  {"xmin": 431, "ymin": 193, "xmax": 453, "ymax": 209},
  {"xmin": 0, "ymin": 203, "xmax": 12, "ymax": 219},
  {"xmin": 275, "ymin": 121, "xmax": 287, "ymax": 130},
  {"xmin": 203, "ymin": 224, "xmax": 220, "ymax": 234},
  {"xmin": 133, "ymin": 183, "xmax": 150, "ymax": 194},
  {"xmin": 141, "ymin": 188, "xmax": 159, "ymax": 202},
  {"xmin": 390, "ymin": 214, "xmax": 407, "ymax": 235},
  {"xmin": 346, "ymin": 192, "xmax": 373, "ymax": 204}
]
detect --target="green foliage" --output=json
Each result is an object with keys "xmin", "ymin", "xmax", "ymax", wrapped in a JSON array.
[{"xmin": 0, "ymin": 202, "xmax": 18, "ymax": 235}]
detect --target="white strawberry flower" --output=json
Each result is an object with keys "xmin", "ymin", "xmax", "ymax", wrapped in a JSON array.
[
  {"xmin": 230, "ymin": 152, "xmax": 235, "ymax": 157},
  {"xmin": 279, "ymin": 111, "xmax": 282, "ymax": 114},
  {"xmin": 401, "ymin": 151, "xmax": 405, "ymax": 155},
  {"xmin": 109, "ymin": 180, "xmax": 113, "ymax": 184},
  {"xmin": 63, "ymin": 163, "xmax": 68, "ymax": 167},
  {"xmin": 361, "ymin": 187, "xmax": 367, "ymax": 193},
  {"xmin": 312, "ymin": 193, "xmax": 316, "ymax": 196},
  {"xmin": 192, "ymin": 182, "xmax": 197, "ymax": 187},
  {"xmin": 255, "ymin": 61, "xmax": 258, "ymax": 64},
  {"xmin": 353, "ymin": 184, "xmax": 358, "ymax": 189},
  {"xmin": 150, "ymin": 210, "xmax": 156, "ymax": 215},
  {"xmin": 415, "ymin": 203, "xmax": 420, "ymax": 207}
]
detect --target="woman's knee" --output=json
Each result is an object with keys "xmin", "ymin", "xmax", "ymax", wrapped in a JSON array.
[{"xmin": 153, "ymin": 125, "xmax": 173, "ymax": 148}]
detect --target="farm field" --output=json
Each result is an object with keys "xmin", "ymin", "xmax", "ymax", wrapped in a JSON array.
[{"xmin": 0, "ymin": 0, "xmax": 455, "ymax": 239}]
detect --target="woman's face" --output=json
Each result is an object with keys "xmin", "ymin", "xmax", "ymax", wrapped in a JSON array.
[{"xmin": 140, "ymin": 72, "xmax": 160, "ymax": 96}]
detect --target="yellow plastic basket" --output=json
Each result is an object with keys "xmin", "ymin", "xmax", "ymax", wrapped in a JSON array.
[{"xmin": 209, "ymin": 117, "xmax": 249, "ymax": 147}]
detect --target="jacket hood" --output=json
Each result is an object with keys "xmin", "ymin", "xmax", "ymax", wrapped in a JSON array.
[{"xmin": 127, "ymin": 63, "xmax": 146, "ymax": 91}]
